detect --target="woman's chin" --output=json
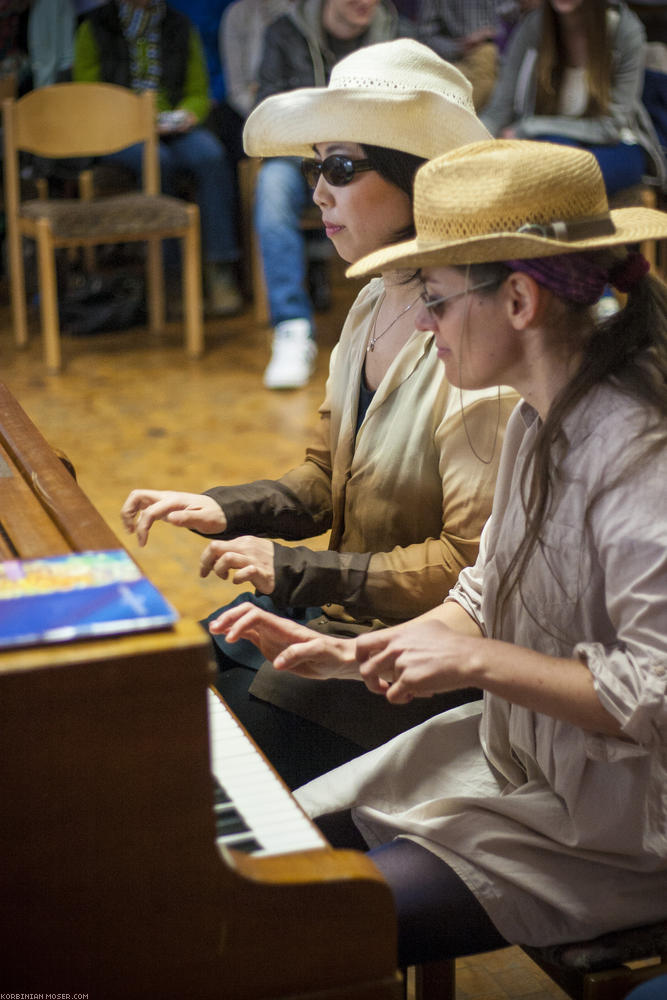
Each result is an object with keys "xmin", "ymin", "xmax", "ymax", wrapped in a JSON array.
[{"xmin": 331, "ymin": 238, "xmax": 354, "ymax": 264}]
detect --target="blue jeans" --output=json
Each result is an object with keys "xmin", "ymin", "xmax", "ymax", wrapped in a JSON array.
[
  {"xmin": 537, "ymin": 135, "xmax": 646, "ymax": 197},
  {"xmin": 104, "ymin": 125, "xmax": 239, "ymax": 264},
  {"xmin": 254, "ymin": 157, "xmax": 314, "ymax": 328},
  {"xmin": 625, "ymin": 977, "xmax": 667, "ymax": 1000}
]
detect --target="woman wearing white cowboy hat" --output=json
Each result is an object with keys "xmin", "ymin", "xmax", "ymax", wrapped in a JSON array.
[
  {"xmin": 121, "ymin": 40, "xmax": 517, "ymax": 789},
  {"xmin": 217, "ymin": 139, "xmax": 667, "ymax": 968}
]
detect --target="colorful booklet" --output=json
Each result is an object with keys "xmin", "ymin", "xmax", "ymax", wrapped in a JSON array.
[{"xmin": 0, "ymin": 549, "xmax": 178, "ymax": 649}]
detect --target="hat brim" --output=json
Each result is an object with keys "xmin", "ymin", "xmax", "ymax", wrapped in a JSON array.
[
  {"xmin": 243, "ymin": 89, "xmax": 490, "ymax": 161},
  {"xmin": 346, "ymin": 207, "xmax": 667, "ymax": 277}
]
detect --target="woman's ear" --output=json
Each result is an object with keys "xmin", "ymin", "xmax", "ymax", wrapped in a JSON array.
[{"xmin": 504, "ymin": 271, "xmax": 543, "ymax": 330}]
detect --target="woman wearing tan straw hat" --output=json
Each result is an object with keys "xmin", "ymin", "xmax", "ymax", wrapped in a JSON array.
[
  {"xmin": 121, "ymin": 40, "xmax": 517, "ymax": 790},
  {"xmin": 216, "ymin": 139, "xmax": 667, "ymax": 968}
]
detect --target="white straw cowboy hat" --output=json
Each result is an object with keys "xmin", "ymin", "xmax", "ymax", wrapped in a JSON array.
[
  {"xmin": 347, "ymin": 139, "xmax": 667, "ymax": 277},
  {"xmin": 243, "ymin": 38, "xmax": 490, "ymax": 160}
]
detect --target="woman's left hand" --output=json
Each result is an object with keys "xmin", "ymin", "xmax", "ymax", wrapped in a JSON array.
[
  {"xmin": 200, "ymin": 536, "xmax": 275, "ymax": 593},
  {"xmin": 356, "ymin": 617, "xmax": 472, "ymax": 703}
]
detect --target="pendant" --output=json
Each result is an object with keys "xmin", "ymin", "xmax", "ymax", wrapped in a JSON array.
[{"xmin": 367, "ymin": 339, "xmax": 375, "ymax": 353}]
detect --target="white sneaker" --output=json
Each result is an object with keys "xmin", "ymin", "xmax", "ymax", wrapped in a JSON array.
[{"xmin": 264, "ymin": 319, "xmax": 317, "ymax": 389}]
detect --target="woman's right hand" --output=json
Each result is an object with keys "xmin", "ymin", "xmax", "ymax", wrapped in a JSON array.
[
  {"xmin": 120, "ymin": 489, "xmax": 227, "ymax": 546},
  {"xmin": 208, "ymin": 602, "xmax": 359, "ymax": 681}
]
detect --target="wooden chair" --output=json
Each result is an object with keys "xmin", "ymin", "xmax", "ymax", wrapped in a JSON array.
[
  {"xmin": 609, "ymin": 182, "xmax": 661, "ymax": 274},
  {"xmin": 408, "ymin": 919, "xmax": 667, "ymax": 1000},
  {"xmin": 0, "ymin": 73, "xmax": 16, "ymax": 103},
  {"xmin": 2, "ymin": 82, "xmax": 204, "ymax": 373},
  {"xmin": 238, "ymin": 156, "xmax": 324, "ymax": 326}
]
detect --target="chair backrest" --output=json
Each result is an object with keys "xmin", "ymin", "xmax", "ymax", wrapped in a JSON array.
[
  {"xmin": 2, "ymin": 82, "xmax": 160, "ymax": 197},
  {"xmin": 0, "ymin": 74, "xmax": 16, "ymax": 103}
]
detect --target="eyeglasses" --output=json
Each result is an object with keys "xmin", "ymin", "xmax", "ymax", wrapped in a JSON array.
[
  {"xmin": 301, "ymin": 154, "xmax": 375, "ymax": 188},
  {"xmin": 420, "ymin": 280, "xmax": 498, "ymax": 319}
]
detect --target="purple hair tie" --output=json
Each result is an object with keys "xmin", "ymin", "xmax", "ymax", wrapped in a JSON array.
[
  {"xmin": 505, "ymin": 254, "xmax": 607, "ymax": 305},
  {"xmin": 609, "ymin": 252, "xmax": 650, "ymax": 293}
]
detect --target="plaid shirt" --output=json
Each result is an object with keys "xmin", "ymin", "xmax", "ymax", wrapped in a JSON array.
[{"xmin": 417, "ymin": 0, "xmax": 501, "ymax": 61}]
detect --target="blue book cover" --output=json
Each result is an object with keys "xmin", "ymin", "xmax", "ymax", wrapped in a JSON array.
[{"xmin": 0, "ymin": 549, "xmax": 178, "ymax": 649}]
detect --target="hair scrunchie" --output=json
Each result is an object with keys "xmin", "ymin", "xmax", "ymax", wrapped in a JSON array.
[
  {"xmin": 609, "ymin": 252, "xmax": 650, "ymax": 293},
  {"xmin": 505, "ymin": 254, "xmax": 608, "ymax": 305}
]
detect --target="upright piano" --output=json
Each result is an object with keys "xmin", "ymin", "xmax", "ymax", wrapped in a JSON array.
[{"xmin": 0, "ymin": 383, "xmax": 400, "ymax": 1000}]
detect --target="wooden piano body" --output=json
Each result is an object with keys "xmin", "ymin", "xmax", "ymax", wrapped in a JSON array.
[{"xmin": 0, "ymin": 383, "xmax": 401, "ymax": 1000}]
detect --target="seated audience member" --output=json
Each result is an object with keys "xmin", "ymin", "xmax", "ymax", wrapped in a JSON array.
[
  {"xmin": 494, "ymin": 0, "xmax": 541, "ymax": 54},
  {"xmin": 0, "ymin": 0, "xmax": 30, "ymax": 89},
  {"xmin": 121, "ymin": 40, "xmax": 517, "ymax": 790},
  {"xmin": 73, "ymin": 0, "xmax": 243, "ymax": 315},
  {"xmin": 220, "ymin": 0, "xmax": 290, "ymax": 121},
  {"xmin": 24, "ymin": 0, "xmax": 89, "ymax": 196},
  {"xmin": 169, "ymin": 0, "xmax": 245, "ymax": 164},
  {"xmin": 481, "ymin": 0, "xmax": 666, "ymax": 196},
  {"xmin": 27, "ymin": 0, "xmax": 75, "ymax": 88},
  {"xmin": 416, "ymin": 0, "xmax": 503, "ymax": 110},
  {"xmin": 249, "ymin": 0, "xmax": 401, "ymax": 389},
  {"xmin": 213, "ymin": 139, "xmax": 667, "ymax": 970}
]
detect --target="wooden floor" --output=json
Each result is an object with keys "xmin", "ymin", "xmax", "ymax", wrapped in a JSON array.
[{"xmin": 0, "ymin": 264, "xmax": 568, "ymax": 1000}]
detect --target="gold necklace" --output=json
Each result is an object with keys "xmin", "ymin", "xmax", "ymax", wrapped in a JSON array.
[{"xmin": 367, "ymin": 292, "xmax": 422, "ymax": 353}]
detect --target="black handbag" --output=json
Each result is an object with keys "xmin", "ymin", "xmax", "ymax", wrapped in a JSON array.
[{"xmin": 58, "ymin": 271, "xmax": 146, "ymax": 336}]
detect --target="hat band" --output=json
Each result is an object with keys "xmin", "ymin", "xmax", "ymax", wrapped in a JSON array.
[{"xmin": 517, "ymin": 214, "xmax": 616, "ymax": 242}]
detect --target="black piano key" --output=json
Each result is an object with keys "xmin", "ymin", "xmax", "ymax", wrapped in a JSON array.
[
  {"xmin": 224, "ymin": 835, "xmax": 262, "ymax": 853},
  {"xmin": 211, "ymin": 775, "xmax": 266, "ymax": 854},
  {"xmin": 212, "ymin": 777, "xmax": 231, "ymax": 805},
  {"xmin": 215, "ymin": 811, "xmax": 251, "ymax": 837}
]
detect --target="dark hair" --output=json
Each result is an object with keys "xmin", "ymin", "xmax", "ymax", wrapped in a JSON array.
[
  {"xmin": 361, "ymin": 143, "xmax": 426, "ymax": 242},
  {"xmin": 463, "ymin": 258, "xmax": 667, "ymax": 636}
]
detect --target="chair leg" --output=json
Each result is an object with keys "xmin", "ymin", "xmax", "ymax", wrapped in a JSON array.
[
  {"xmin": 252, "ymin": 227, "xmax": 270, "ymax": 327},
  {"xmin": 183, "ymin": 206, "xmax": 204, "ymax": 359},
  {"xmin": 78, "ymin": 170, "xmax": 97, "ymax": 273},
  {"xmin": 35, "ymin": 219, "xmax": 61, "ymax": 373},
  {"xmin": 146, "ymin": 238, "xmax": 165, "ymax": 334},
  {"xmin": 641, "ymin": 237, "xmax": 657, "ymax": 273},
  {"xmin": 639, "ymin": 187, "xmax": 657, "ymax": 274},
  {"xmin": 7, "ymin": 220, "xmax": 29, "ymax": 348},
  {"xmin": 411, "ymin": 961, "xmax": 455, "ymax": 1000},
  {"xmin": 237, "ymin": 158, "xmax": 270, "ymax": 327}
]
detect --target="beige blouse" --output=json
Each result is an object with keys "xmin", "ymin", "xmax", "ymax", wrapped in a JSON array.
[
  {"xmin": 296, "ymin": 382, "xmax": 667, "ymax": 946},
  {"xmin": 208, "ymin": 278, "xmax": 517, "ymax": 624}
]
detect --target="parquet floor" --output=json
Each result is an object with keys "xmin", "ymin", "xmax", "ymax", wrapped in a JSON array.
[{"xmin": 0, "ymin": 263, "xmax": 567, "ymax": 1000}]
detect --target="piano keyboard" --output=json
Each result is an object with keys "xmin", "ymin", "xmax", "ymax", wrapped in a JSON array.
[{"xmin": 207, "ymin": 687, "xmax": 326, "ymax": 857}]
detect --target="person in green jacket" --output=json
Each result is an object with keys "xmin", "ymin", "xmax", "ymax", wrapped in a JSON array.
[{"xmin": 74, "ymin": 0, "xmax": 243, "ymax": 315}]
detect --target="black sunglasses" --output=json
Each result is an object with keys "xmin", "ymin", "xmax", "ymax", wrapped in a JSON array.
[{"xmin": 301, "ymin": 154, "xmax": 375, "ymax": 188}]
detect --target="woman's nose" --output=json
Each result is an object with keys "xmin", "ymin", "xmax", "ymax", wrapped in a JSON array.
[
  {"xmin": 312, "ymin": 175, "xmax": 332, "ymax": 207},
  {"xmin": 414, "ymin": 301, "xmax": 436, "ymax": 333}
]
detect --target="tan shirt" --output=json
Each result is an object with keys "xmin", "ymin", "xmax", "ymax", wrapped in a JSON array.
[
  {"xmin": 297, "ymin": 383, "xmax": 667, "ymax": 946},
  {"xmin": 209, "ymin": 278, "xmax": 517, "ymax": 624}
]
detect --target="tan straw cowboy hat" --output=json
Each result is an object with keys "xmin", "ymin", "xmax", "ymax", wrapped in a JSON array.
[
  {"xmin": 347, "ymin": 139, "xmax": 667, "ymax": 277},
  {"xmin": 243, "ymin": 38, "xmax": 490, "ymax": 160}
]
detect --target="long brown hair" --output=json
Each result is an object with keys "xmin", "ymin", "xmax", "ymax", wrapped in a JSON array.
[
  {"xmin": 465, "ymin": 258, "xmax": 667, "ymax": 638},
  {"xmin": 535, "ymin": 1, "xmax": 612, "ymax": 117}
]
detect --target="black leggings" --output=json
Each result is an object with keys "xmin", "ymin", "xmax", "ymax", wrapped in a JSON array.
[{"xmin": 316, "ymin": 811, "xmax": 508, "ymax": 969}]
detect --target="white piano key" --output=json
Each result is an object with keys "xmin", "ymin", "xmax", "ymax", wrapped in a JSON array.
[{"xmin": 207, "ymin": 688, "xmax": 326, "ymax": 856}]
